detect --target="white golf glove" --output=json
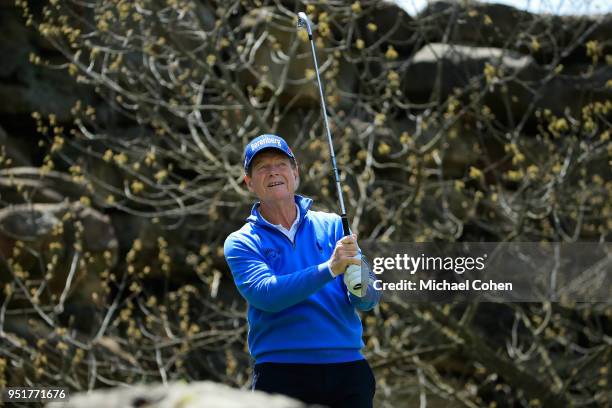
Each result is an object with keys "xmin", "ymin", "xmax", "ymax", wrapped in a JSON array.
[{"xmin": 344, "ymin": 261, "xmax": 366, "ymax": 297}]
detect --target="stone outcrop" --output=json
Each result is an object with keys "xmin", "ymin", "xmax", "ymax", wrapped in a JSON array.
[
  {"xmin": 402, "ymin": 42, "xmax": 611, "ymax": 120},
  {"xmin": 46, "ymin": 381, "xmax": 312, "ymax": 408},
  {"xmin": 354, "ymin": 0, "xmax": 415, "ymax": 55},
  {"xmin": 404, "ymin": 42, "xmax": 535, "ymax": 99},
  {"xmin": 0, "ymin": 4, "xmax": 98, "ymax": 122},
  {"xmin": 0, "ymin": 124, "xmax": 32, "ymax": 166},
  {"xmin": 417, "ymin": 0, "xmax": 612, "ymax": 64},
  {"xmin": 0, "ymin": 201, "xmax": 118, "ymax": 321}
]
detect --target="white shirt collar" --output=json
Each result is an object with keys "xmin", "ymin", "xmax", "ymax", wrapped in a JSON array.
[{"xmin": 259, "ymin": 203, "xmax": 300, "ymax": 243}]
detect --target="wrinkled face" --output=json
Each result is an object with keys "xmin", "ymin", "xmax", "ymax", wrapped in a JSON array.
[{"xmin": 245, "ymin": 150, "xmax": 299, "ymax": 202}]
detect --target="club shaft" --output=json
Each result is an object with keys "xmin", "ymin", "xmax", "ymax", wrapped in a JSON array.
[{"xmin": 307, "ymin": 39, "xmax": 349, "ymax": 227}]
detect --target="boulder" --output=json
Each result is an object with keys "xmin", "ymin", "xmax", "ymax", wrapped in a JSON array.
[
  {"xmin": 402, "ymin": 42, "xmax": 535, "ymax": 102},
  {"xmin": 417, "ymin": 0, "xmax": 612, "ymax": 65},
  {"xmin": 354, "ymin": 0, "xmax": 415, "ymax": 55},
  {"xmin": 0, "ymin": 124, "xmax": 32, "ymax": 166},
  {"xmin": 402, "ymin": 42, "xmax": 612, "ymax": 122},
  {"xmin": 0, "ymin": 6, "xmax": 96, "ymax": 121},
  {"xmin": 238, "ymin": 7, "xmax": 322, "ymax": 109},
  {"xmin": 46, "ymin": 381, "xmax": 311, "ymax": 408},
  {"xmin": 0, "ymin": 202, "xmax": 118, "ymax": 322},
  {"xmin": 0, "ymin": 167, "xmax": 88, "ymax": 204},
  {"xmin": 0, "ymin": 200, "xmax": 118, "ymax": 266},
  {"xmin": 237, "ymin": 7, "xmax": 370, "ymax": 111}
]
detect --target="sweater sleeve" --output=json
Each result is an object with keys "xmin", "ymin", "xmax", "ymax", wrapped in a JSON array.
[{"xmin": 224, "ymin": 234, "xmax": 334, "ymax": 313}]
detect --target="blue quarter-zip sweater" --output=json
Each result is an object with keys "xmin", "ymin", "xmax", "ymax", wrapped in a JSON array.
[{"xmin": 224, "ymin": 195, "xmax": 380, "ymax": 364}]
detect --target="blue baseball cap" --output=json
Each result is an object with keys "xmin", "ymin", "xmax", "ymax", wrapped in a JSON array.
[{"xmin": 243, "ymin": 134, "xmax": 295, "ymax": 173}]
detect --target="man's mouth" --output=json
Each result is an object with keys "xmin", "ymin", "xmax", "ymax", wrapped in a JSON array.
[{"xmin": 268, "ymin": 181, "xmax": 284, "ymax": 187}]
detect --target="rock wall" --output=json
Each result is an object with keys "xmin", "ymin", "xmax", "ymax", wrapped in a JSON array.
[{"xmin": 1, "ymin": 0, "xmax": 609, "ymax": 253}]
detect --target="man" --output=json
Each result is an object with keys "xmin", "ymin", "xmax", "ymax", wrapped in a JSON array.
[{"xmin": 224, "ymin": 134, "xmax": 381, "ymax": 408}]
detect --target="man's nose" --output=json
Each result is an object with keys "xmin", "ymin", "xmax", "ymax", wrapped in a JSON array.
[{"xmin": 267, "ymin": 164, "xmax": 282, "ymax": 173}]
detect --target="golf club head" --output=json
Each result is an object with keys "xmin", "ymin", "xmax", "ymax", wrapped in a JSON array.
[{"xmin": 296, "ymin": 12, "xmax": 312, "ymax": 37}]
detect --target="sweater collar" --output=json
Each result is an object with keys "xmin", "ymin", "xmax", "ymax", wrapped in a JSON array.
[{"xmin": 247, "ymin": 194, "xmax": 313, "ymax": 227}]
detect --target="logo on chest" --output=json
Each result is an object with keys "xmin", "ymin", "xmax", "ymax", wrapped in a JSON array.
[{"xmin": 263, "ymin": 247, "xmax": 280, "ymax": 261}]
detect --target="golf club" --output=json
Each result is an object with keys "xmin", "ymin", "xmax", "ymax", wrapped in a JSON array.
[{"xmin": 297, "ymin": 12, "xmax": 368, "ymax": 295}]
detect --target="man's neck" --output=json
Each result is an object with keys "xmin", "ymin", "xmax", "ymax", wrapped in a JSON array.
[{"xmin": 259, "ymin": 198, "xmax": 297, "ymax": 229}]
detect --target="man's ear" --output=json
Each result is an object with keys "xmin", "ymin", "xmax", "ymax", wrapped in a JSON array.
[
  {"xmin": 244, "ymin": 174, "xmax": 254, "ymax": 192},
  {"xmin": 293, "ymin": 163, "xmax": 300, "ymax": 188}
]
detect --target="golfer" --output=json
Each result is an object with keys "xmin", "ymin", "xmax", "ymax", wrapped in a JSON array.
[{"xmin": 224, "ymin": 134, "xmax": 381, "ymax": 407}]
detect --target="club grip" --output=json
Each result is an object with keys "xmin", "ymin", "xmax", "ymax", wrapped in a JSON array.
[{"xmin": 341, "ymin": 214, "xmax": 351, "ymax": 236}]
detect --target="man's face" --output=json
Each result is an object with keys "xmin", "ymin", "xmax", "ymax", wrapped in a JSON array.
[{"xmin": 245, "ymin": 150, "xmax": 299, "ymax": 202}]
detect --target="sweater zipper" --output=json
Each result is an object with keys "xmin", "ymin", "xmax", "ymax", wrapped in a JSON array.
[
  {"xmin": 291, "ymin": 215, "xmax": 307, "ymax": 249},
  {"xmin": 256, "ymin": 213, "xmax": 307, "ymax": 249}
]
